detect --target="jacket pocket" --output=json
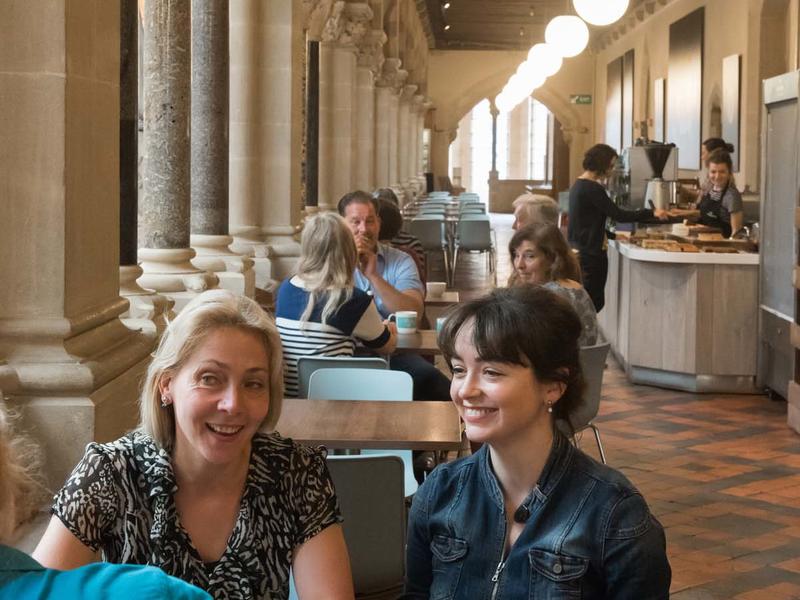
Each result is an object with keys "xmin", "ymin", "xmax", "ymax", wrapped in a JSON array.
[
  {"xmin": 429, "ymin": 534, "xmax": 469, "ymax": 600},
  {"xmin": 529, "ymin": 548, "xmax": 588, "ymax": 599}
]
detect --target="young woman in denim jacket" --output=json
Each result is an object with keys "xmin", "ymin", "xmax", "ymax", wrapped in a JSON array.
[{"xmin": 404, "ymin": 286, "xmax": 671, "ymax": 599}]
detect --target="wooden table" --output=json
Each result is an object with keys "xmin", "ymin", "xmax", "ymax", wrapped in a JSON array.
[
  {"xmin": 393, "ymin": 329, "xmax": 441, "ymax": 354},
  {"xmin": 425, "ymin": 291, "xmax": 460, "ymax": 306},
  {"xmin": 275, "ymin": 399, "xmax": 462, "ymax": 451}
]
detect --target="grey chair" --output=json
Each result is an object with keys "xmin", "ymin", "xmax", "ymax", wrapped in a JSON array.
[
  {"xmin": 289, "ymin": 455, "xmax": 405, "ymax": 600},
  {"xmin": 295, "ymin": 355, "xmax": 388, "ymax": 399},
  {"xmin": 408, "ymin": 216, "xmax": 451, "ymax": 282},
  {"xmin": 330, "ymin": 455, "xmax": 407, "ymax": 599},
  {"xmin": 570, "ymin": 341, "xmax": 611, "ymax": 464},
  {"xmin": 452, "ymin": 217, "xmax": 495, "ymax": 285}
]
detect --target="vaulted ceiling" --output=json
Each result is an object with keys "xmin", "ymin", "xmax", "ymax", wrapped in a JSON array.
[{"xmin": 417, "ymin": 0, "xmax": 645, "ymax": 51}]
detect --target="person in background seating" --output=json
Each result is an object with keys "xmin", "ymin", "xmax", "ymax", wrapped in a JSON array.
[
  {"xmin": 404, "ymin": 286, "xmax": 670, "ymax": 599},
  {"xmin": 509, "ymin": 224, "xmax": 598, "ymax": 346},
  {"xmin": 374, "ymin": 191, "xmax": 426, "ymax": 284},
  {"xmin": 275, "ymin": 212, "xmax": 396, "ymax": 397},
  {"xmin": 511, "ymin": 193, "xmax": 559, "ymax": 230},
  {"xmin": 0, "ymin": 403, "xmax": 211, "ymax": 599},
  {"xmin": 338, "ymin": 190, "xmax": 451, "ymax": 402},
  {"xmin": 33, "ymin": 290, "xmax": 354, "ymax": 599}
]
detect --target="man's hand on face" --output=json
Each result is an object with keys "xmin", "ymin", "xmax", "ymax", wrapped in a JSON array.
[
  {"xmin": 355, "ymin": 234, "xmax": 378, "ymax": 276},
  {"xmin": 344, "ymin": 200, "xmax": 382, "ymax": 278}
]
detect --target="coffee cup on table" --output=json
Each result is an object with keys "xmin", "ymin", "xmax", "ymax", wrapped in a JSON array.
[
  {"xmin": 389, "ymin": 311, "xmax": 418, "ymax": 334},
  {"xmin": 426, "ymin": 281, "xmax": 446, "ymax": 298}
]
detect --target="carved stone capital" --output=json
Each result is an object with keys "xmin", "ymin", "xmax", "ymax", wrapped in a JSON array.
[
  {"xmin": 321, "ymin": 1, "xmax": 373, "ymax": 48},
  {"xmin": 400, "ymin": 84, "xmax": 418, "ymax": 101},
  {"xmin": 375, "ymin": 58, "xmax": 408, "ymax": 91},
  {"xmin": 305, "ymin": 0, "xmax": 335, "ymax": 40},
  {"xmin": 357, "ymin": 28, "xmax": 387, "ymax": 73},
  {"xmin": 411, "ymin": 93, "xmax": 426, "ymax": 113}
]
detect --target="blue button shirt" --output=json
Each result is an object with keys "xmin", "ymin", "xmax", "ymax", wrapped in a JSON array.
[{"xmin": 353, "ymin": 243, "xmax": 425, "ymax": 319}]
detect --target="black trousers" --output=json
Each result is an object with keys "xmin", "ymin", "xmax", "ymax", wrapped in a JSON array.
[
  {"xmin": 579, "ymin": 251, "xmax": 608, "ymax": 313},
  {"xmin": 390, "ymin": 353, "xmax": 452, "ymax": 401}
]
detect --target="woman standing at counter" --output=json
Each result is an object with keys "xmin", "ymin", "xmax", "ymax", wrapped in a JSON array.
[
  {"xmin": 673, "ymin": 149, "xmax": 743, "ymax": 238},
  {"xmin": 568, "ymin": 143, "xmax": 668, "ymax": 312}
]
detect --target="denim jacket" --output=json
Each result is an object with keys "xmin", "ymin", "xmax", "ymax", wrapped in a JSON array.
[{"xmin": 404, "ymin": 433, "xmax": 670, "ymax": 599}]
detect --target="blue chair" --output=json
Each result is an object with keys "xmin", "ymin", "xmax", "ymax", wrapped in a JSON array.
[
  {"xmin": 308, "ymin": 368, "xmax": 417, "ymax": 496},
  {"xmin": 452, "ymin": 217, "xmax": 495, "ymax": 285},
  {"xmin": 295, "ymin": 356, "xmax": 387, "ymax": 399},
  {"xmin": 408, "ymin": 216, "xmax": 451, "ymax": 283}
]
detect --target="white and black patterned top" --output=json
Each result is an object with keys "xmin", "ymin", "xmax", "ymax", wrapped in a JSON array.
[{"xmin": 52, "ymin": 431, "xmax": 341, "ymax": 600}]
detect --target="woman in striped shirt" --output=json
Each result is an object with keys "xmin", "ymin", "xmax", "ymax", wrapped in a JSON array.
[{"xmin": 275, "ymin": 212, "xmax": 397, "ymax": 397}]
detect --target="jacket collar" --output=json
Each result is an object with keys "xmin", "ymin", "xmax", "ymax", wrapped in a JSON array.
[{"xmin": 479, "ymin": 431, "xmax": 573, "ymax": 512}]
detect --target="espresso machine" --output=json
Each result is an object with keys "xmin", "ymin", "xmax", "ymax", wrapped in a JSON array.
[
  {"xmin": 643, "ymin": 143, "xmax": 678, "ymax": 210},
  {"xmin": 614, "ymin": 141, "xmax": 678, "ymax": 209}
]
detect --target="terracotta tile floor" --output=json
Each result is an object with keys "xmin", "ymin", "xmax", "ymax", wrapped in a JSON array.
[{"xmin": 433, "ymin": 212, "xmax": 800, "ymax": 599}]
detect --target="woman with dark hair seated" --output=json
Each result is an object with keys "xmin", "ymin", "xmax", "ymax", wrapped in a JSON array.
[
  {"xmin": 508, "ymin": 223, "xmax": 598, "ymax": 346},
  {"xmin": 374, "ymin": 188, "xmax": 426, "ymax": 283},
  {"xmin": 404, "ymin": 286, "xmax": 670, "ymax": 599},
  {"xmin": 568, "ymin": 143, "xmax": 668, "ymax": 312}
]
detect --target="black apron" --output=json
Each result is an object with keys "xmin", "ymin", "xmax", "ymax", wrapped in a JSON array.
[{"xmin": 697, "ymin": 183, "xmax": 732, "ymax": 238}]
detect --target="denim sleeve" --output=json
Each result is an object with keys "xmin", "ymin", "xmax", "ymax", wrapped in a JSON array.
[
  {"xmin": 402, "ymin": 471, "xmax": 437, "ymax": 599},
  {"xmin": 602, "ymin": 492, "xmax": 671, "ymax": 599}
]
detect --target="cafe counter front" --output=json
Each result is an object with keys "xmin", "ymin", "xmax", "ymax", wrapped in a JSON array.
[{"xmin": 599, "ymin": 240, "xmax": 759, "ymax": 393}]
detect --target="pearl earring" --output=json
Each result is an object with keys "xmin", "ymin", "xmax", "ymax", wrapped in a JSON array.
[{"xmin": 547, "ymin": 403, "xmax": 553, "ymax": 414}]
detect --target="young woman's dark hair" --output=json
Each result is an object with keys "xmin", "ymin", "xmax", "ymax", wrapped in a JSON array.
[
  {"xmin": 705, "ymin": 148, "xmax": 733, "ymax": 171},
  {"xmin": 438, "ymin": 285, "xmax": 585, "ymax": 429},
  {"xmin": 377, "ymin": 198, "xmax": 403, "ymax": 240},
  {"xmin": 581, "ymin": 143, "xmax": 618, "ymax": 175},
  {"xmin": 702, "ymin": 137, "xmax": 735, "ymax": 154},
  {"xmin": 373, "ymin": 187, "xmax": 400, "ymax": 206},
  {"xmin": 508, "ymin": 224, "xmax": 582, "ymax": 283},
  {"xmin": 337, "ymin": 189, "xmax": 379, "ymax": 216}
]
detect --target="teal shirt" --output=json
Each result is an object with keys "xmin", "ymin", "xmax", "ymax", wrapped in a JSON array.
[{"xmin": 0, "ymin": 545, "xmax": 210, "ymax": 599}]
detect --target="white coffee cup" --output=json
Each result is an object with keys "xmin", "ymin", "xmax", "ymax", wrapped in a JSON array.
[
  {"xmin": 426, "ymin": 281, "xmax": 446, "ymax": 298},
  {"xmin": 390, "ymin": 310, "xmax": 418, "ymax": 334}
]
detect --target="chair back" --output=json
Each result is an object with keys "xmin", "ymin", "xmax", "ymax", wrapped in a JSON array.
[
  {"xmin": 296, "ymin": 356, "xmax": 387, "ymax": 399},
  {"xmin": 458, "ymin": 213, "xmax": 490, "ymax": 221},
  {"xmin": 308, "ymin": 368, "xmax": 413, "ymax": 401},
  {"xmin": 456, "ymin": 218, "xmax": 492, "ymax": 251},
  {"xmin": 571, "ymin": 342, "xmax": 611, "ymax": 430},
  {"xmin": 327, "ymin": 455, "xmax": 406, "ymax": 596},
  {"xmin": 408, "ymin": 217, "xmax": 446, "ymax": 251}
]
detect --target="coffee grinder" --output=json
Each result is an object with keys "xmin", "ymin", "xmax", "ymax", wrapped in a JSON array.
[{"xmin": 643, "ymin": 143, "xmax": 678, "ymax": 210}]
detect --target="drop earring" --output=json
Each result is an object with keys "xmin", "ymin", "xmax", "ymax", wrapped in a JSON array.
[
  {"xmin": 547, "ymin": 403, "xmax": 553, "ymax": 414},
  {"xmin": 161, "ymin": 395, "xmax": 170, "ymax": 408}
]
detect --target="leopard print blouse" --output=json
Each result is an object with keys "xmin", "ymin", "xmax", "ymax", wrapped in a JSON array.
[{"xmin": 52, "ymin": 431, "xmax": 341, "ymax": 599}]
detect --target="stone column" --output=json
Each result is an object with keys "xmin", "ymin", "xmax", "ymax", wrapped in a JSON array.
[
  {"xmin": 138, "ymin": 0, "xmax": 217, "ymax": 311},
  {"xmin": 229, "ymin": 0, "xmax": 278, "ymax": 291},
  {"xmin": 410, "ymin": 94, "xmax": 427, "ymax": 195},
  {"xmin": 0, "ymin": 1, "xmax": 155, "ymax": 487},
  {"xmin": 119, "ymin": 0, "xmax": 173, "ymax": 333},
  {"xmin": 318, "ymin": 2, "xmax": 372, "ymax": 208},
  {"xmin": 397, "ymin": 89, "xmax": 410, "ymax": 193},
  {"xmin": 374, "ymin": 58, "xmax": 403, "ymax": 188},
  {"xmin": 259, "ymin": 0, "xmax": 305, "ymax": 280},
  {"xmin": 352, "ymin": 29, "xmax": 386, "ymax": 191},
  {"xmin": 430, "ymin": 126, "xmax": 457, "ymax": 190},
  {"xmin": 189, "ymin": 0, "xmax": 255, "ymax": 298},
  {"xmin": 490, "ymin": 100, "xmax": 500, "ymax": 178}
]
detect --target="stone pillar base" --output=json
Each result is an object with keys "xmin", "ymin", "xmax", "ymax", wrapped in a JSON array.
[
  {"xmin": 191, "ymin": 234, "xmax": 256, "ymax": 298},
  {"xmin": 263, "ymin": 226, "xmax": 301, "ymax": 282},
  {"xmin": 119, "ymin": 265, "xmax": 174, "ymax": 335},
  {"xmin": 5, "ymin": 353, "xmax": 151, "ymax": 489},
  {"xmin": 137, "ymin": 248, "xmax": 219, "ymax": 311},
  {"xmin": 229, "ymin": 227, "xmax": 278, "ymax": 293}
]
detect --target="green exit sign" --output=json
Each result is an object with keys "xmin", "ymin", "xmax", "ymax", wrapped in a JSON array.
[{"xmin": 570, "ymin": 94, "xmax": 592, "ymax": 105}]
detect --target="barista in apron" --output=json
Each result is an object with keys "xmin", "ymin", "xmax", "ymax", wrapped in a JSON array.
[{"xmin": 696, "ymin": 182, "xmax": 732, "ymax": 238}]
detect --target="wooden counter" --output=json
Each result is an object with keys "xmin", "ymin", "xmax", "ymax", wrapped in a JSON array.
[{"xmin": 599, "ymin": 241, "xmax": 759, "ymax": 393}]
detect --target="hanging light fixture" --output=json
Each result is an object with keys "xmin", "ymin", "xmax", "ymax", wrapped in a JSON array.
[
  {"xmin": 516, "ymin": 61, "xmax": 548, "ymax": 90},
  {"xmin": 545, "ymin": 15, "xmax": 589, "ymax": 58},
  {"xmin": 572, "ymin": 0, "xmax": 629, "ymax": 26},
  {"xmin": 527, "ymin": 43, "xmax": 562, "ymax": 77}
]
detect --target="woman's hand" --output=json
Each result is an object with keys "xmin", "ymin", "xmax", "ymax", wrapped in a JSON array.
[{"xmin": 653, "ymin": 208, "xmax": 669, "ymax": 221}]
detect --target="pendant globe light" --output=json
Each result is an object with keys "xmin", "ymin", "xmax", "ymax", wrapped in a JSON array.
[
  {"xmin": 545, "ymin": 15, "xmax": 589, "ymax": 58},
  {"xmin": 573, "ymin": 0, "xmax": 629, "ymax": 26},
  {"xmin": 527, "ymin": 43, "xmax": 562, "ymax": 78}
]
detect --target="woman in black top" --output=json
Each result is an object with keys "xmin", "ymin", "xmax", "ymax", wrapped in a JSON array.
[{"xmin": 568, "ymin": 144, "xmax": 667, "ymax": 311}]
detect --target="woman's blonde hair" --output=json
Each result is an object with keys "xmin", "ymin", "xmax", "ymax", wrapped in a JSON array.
[
  {"xmin": 0, "ymin": 403, "xmax": 46, "ymax": 542},
  {"xmin": 139, "ymin": 289, "xmax": 284, "ymax": 450},
  {"xmin": 296, "ymin": 213, "xmax": 358, "ymax": 325}
]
